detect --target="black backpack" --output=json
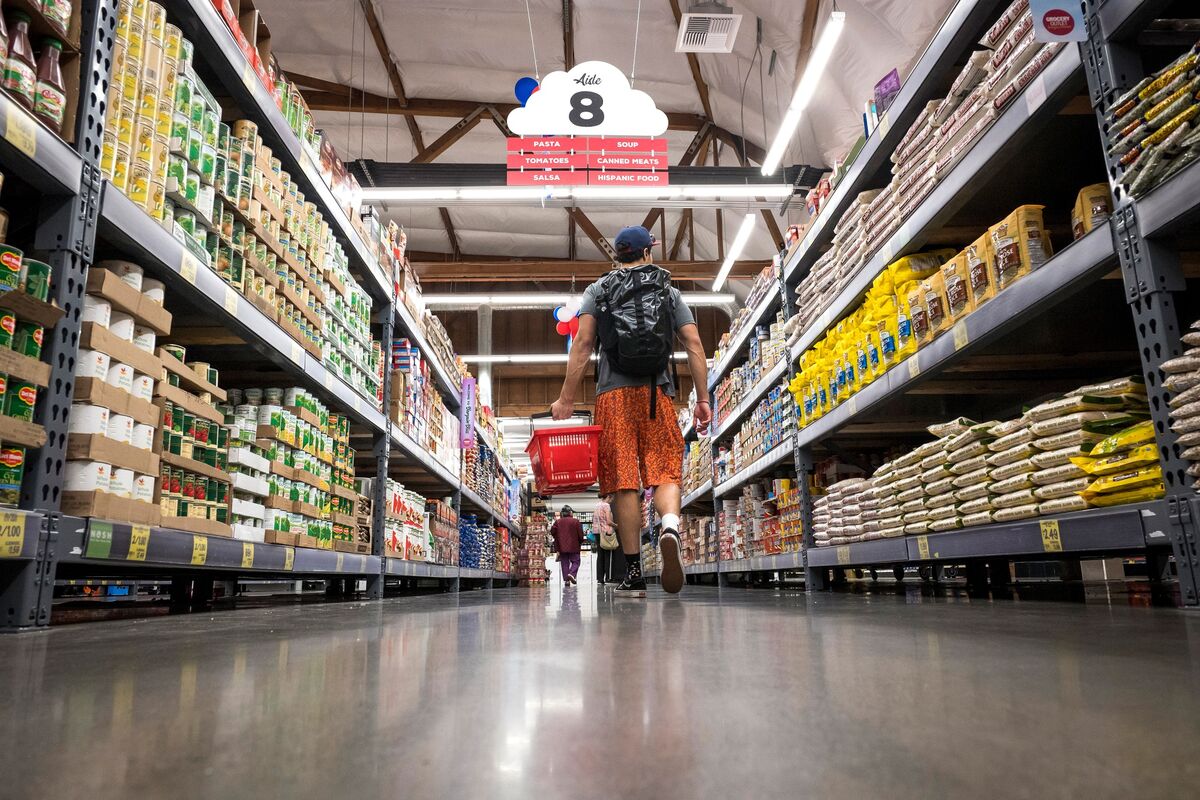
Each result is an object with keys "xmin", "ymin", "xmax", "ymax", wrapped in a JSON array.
[{"xmin": 594, "ymin": 264, "xmax": 677, "ymax": 418}]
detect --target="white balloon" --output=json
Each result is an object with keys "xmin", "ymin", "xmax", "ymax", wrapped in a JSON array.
[{"xmin": 554, "ymin": 306, "xmax": 574, "ymax": 322}]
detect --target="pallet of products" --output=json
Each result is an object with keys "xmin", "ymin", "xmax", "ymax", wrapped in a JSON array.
[
  {"xmin": 226, "ymin": 439, "xmax": 270, "ymax": 542},
  {"xmin": 426, "ymin": 498, "xmax": 459, "ymax": 565},
  {"xmin": 0, "ymin": 232, "xmax": 67, "ymax": 505},
  {"xmin": 518, "ymin": 512, "xmax": 550, "ymax": 584},
  {"xmin": 1108, "ymin": 39, "xmax": 1200, "ymax": 197},
  {"xmin": 464, "ymin": 434, "xmax": 509, "ymax": 520},
  {"xmin": 62, "ymin": 262, "xmax": 168, "ymax": 524},
  {"xmin": 375, "ymin": 478, "xmax": 428, "ymax": 561},
  {"xmin": 682, "ymin": 437, "xmax": 713, "ymax": 495},
  {"xmin": 153, "ymin": 343, "xmax": 232, "ymax": 536},
  {"xmin": 713, "ymin": 315, "xmax": 789, "ymax": 428},
  {"xmin": 681, "ymin": 515, "xmax": 715, "ymax": 565},
  {"xmin": 714, "ymin": 383, "xmax": 795, "ymax": 483},
  {"xmin": 1165, "ymin": 319, "xmax": 1200, "ymax": 489},
  {"xmin": 459, "ymin": 514, "xmax": 496, "ymax": 570}
]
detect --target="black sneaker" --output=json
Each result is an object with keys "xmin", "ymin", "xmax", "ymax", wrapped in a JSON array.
[
  {"xmin": 659, "ymin": 530, "xmax": 684, "ymax": 594},
  {"xmin": 614, "ymin": 575, "xmax": 647, "ymax": 597}
]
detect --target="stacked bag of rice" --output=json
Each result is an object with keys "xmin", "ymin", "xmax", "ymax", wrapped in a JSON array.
[
  {"xmin": 811, "ymin": 490, "xmax": 832, "ymax": 547},
  {"xmin": 872, "ymin": 460, "xmax": 905, "ymax": 538},
  {"xmin": 812, "ymin": 478, "xmax": 871, "ymax": 547},
  {"xmin": 859, "ymin": 477, "xmax": 884, "ymax": 540},
  {"xmin": 1166, "ymin": 319, "xmax": 1200, "ymax": 486}
]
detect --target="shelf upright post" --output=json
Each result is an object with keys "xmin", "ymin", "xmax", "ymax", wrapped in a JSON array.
[
  {"xmin": 1082, "ymin": 8, "xmax": 1200, "ymax": 605},
  {"xmin": 367, "ymin": 302, "xmax": 395, "ymax": 601},
  {"xmin": 2, "ymin": 0, "xmax": 119, "ymax": 632}
]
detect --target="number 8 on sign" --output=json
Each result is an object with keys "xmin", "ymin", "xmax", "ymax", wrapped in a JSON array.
[{"xmin": 569, "ymin": 91, "xmax": 604, "ymax": 127}]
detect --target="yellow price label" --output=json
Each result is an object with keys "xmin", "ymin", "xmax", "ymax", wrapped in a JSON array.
[
  {"xmin": 241, "ymin": 542, "xmax": 255, "ymax": 568},
  {"xmin": 0, "ymin": 510, "xmax": 23, "ymax": 558},
  {"xmin": 916, "ymin": 534, "xmax": 930, "ymax": 560},
  {"xmin": 241, "ymin": 62, "xmax": 256, "ymax": 93},
  {"xmin": 190, "ymin": 535, "xmax": 208, "ymax": 565},
  {"xmin": 223, "ymin": 286, "xmax": 239, "ymax": 315},
  {"xmin": 283, "ymin": 546, "xmax": 295, "ymax": 571},
  {"xmin": 180, "ymin": 251, "xmax": 199, "ymax": 284},
  {"xmin": 336, "ymin": 553, "xmax": 345, "ymax": 572},
  {"xmin": 952, "ymin": 320, "xmax": 969, "ymax": 351},
  {"xmin": 127, "ymin": 525, "xmax": 150, "ymax": 561},
  {"xmin": 847, "ymin": 396, "xmax": 857, "ymax": 416},
  {"xmin": 1040, "ymin": 519, "xmax": 1063, "ymax": 552},
  {"xmin": 289, "ymin": 342, "xmax": 305, "ymax": 365},
  {"xmin": 836, "ymin": 545, "xmax": 850, "ymax": 565},
  {"xmin": 907, "ymin": 354, "xmax": 920, "ymax": 379},
  {"xmin": 4, "ymin": 103, "xmax": 37, "ymax": 158}
]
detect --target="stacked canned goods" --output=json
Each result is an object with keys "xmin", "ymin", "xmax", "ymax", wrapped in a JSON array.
[
  {"xmin": 166, "ymin": 64, "xmax": 222, "ymax": 235},
  {"xmin": 158, "ymin": 399, "xmax": 228, "ymax": 469}
]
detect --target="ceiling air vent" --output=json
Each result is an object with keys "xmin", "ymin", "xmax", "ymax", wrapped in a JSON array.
[{"xmin": 675, "ymin": 1, "xmax": 742, "ymax": 54}]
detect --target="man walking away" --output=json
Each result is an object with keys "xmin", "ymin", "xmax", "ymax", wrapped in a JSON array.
[
  {"xmin": 550, "ymin": 505, "xmax": 586, "ymax": 586},
  {"xmin": 550, "ymin": 225, "xmax": 712, "ymax": 596}
]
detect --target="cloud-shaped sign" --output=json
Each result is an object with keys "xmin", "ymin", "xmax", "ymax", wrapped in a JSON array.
[{"xmin": 507, "ymin": 60, "xmax": 668, "ymax": 137}]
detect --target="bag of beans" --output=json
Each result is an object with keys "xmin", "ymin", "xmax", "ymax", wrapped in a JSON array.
[{"xmin": 990, "ymin": 205, "xmax": 1054, "ymax": 291}]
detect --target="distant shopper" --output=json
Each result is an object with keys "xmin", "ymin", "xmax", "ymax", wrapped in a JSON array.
[
  {"xmin": 550, "ymin": 505, "xmax": 586, "ymax": 586},
  {"xmin": 550, "ymin": 225, "xmax": 711, "ymax": 596},
  {"xmin": 593, "ymin": 495, "xmax": 620, "ymax": 585}
]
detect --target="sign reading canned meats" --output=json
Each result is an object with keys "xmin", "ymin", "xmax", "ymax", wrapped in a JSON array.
[
  {"xmin": 1030, "ymin": 0, "xmax": 1087, "ymax": 42},
  {"xmin": 507, "ymin": 61, "xmax": 668, "ymax": 137}
]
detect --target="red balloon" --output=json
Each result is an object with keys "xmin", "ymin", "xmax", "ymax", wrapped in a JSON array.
[
  {"xmin": 568, "ymin": 317, "xmax": 580, "ymax": 335},
  {"xmin": 556, "ymin": 321, "xmax": 570, "ymax": 335}
]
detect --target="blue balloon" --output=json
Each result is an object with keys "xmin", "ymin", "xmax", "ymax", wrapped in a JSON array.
[{"xmin": 515, "ymin": 77, "xmax": 539, "ymax": 106}]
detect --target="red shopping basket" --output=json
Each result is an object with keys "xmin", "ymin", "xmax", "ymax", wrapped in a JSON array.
[{"xmin": 526, "ymin": 412, "xmax": 602, "ymax": 495}]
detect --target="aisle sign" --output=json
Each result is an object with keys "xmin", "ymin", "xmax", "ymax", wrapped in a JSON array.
[
  {"xmin": 1031, "ymin": 1, "xmax": 1087, "ymax": 42},
  {"xmin": 459, "ymin": 377, "xmax": 477, "ymax": 448}
]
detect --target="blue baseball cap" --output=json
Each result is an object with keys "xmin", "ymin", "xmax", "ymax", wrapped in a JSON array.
[{"xmin": 614, "ymin": 225, "xmax": 656, "ymax": 261}]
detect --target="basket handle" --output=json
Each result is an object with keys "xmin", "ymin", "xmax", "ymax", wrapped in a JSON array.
[{"xmin": 531, "ymin": 410, "xmax": 593, "ymax": 423}]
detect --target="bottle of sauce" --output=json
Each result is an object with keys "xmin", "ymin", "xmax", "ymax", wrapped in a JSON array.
[
  {"xmin": 0, "ymin": 9, "xmax": 9, "ymax": 67},
  {"xmin": 3, "ymin": 12, "xmax": 35, "ymax": 110},
  {"xmin": 34, "ymin": 38, "xmax": 65, "ymax": 134},
  {"xmin": 42, "ymin": 1, "xmax": 72, "ymax": 34}
]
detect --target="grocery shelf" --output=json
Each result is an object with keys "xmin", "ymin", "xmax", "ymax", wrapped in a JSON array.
[
  {"xmin": 164, "ymin": 0, "xmax": 391, "ymax": 303},
  {"xmin": 390, "ymin": 429, "xmax": 460, "ymax": 489},
  {"xmin": 807, "ymin": 537, "xmax": 910, "ymax": 568},
  {"xmin": 1134, "ymin": 153, "xmax": 1200, "ymax": 239},
  {"xmin": 57, "ymin": 517, "xmax": 381, "ymax": 576},
  {"xmin": 385, "ymin": 558, "xmax": 458, "ymax": 580},
  {"xmin": 707, "ymin": 289, "xmax": 781, "ymax": 390},
  {"xmin": 684, "ymin": 562, "xmax": 719, "ymax": 575},
  {"xmin": 681, "ymin": 480, "xmax": 713, "ymax": 510},
  {"xmin": 0, "ymin": 93, "xmax": 82, "ymax": 195},
  {"xmin": 396, "ymin": 301, "xmax": 463, "ymax": 407},
  {"xmin": 718, "ymin": 550, "xmax": 804, "ymax": 574},
  {"xmin": 459, "ymin": 484, "xmax": 515, "ymax": 529},
  {"xmin": 713, "ymin": 437, "xmax": 795, "ymax": 499},
  {"xmin": 710, "ymin": 356, "xmax": 790, "ymax": 441},
  {"xmin": 459, "ymin": 567, "xmax": 492, "ymax": 580},
  {"xmin": 0, "ymin": 510, "xmax": 45, "ymax": 560},
  {"xmin": 680, "ymin": 419, "xmax": 696, "ymax": 440},
  {"xmin": 782, "ymin": 0, "xmax": 1007, "ymax": 283},
  {"xmin": 788, "ymin": 45, "xmax": 1085, "ymax": 360},
  {"xmin": 98, "ymin": 184, "xmax": 388, "ymax": 434},
  {"xmin": 793, "ymin": 224, "xmax": 1119, "ymax": 448},
  {"xmin": 1094, "ymin": 0, "xmax": 1171, "ymax": 42}
]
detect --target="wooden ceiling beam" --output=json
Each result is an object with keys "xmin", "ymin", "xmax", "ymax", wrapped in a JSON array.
[
  {"xmin": 563, "ymin": 0, "xmax": 575, "ymax": 70},
  {"xmin": 411, "ymin": 106, "xmax": 486, "ymax": 163},
  {"xmin": 640, "ymin": 124, "xmax": 713, "ymax": 233},
  {"xmin": 566, "ymin": 208, "xmax": 617, "ymax": 261}
]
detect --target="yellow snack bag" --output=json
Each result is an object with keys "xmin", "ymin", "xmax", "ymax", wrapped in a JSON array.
[
  {"xmin": 965, "ymin": 232, "xmax": 996, "ymax": 307},
  {"xmin": 940, "ymin": 252, "xmax": 975, "ymax": 321},
  {"xmin": 1069, "ymin": 442, "xmax": 1160, "ymax": 475},
  {"xmin": 990, "ymin": 205, "xmax": 1054, "ymax": 291},
  {"xmin": 870, "ymin": 295, "xmax": 901, "ymax": 369},
  {"xmin": 887, "ymin": 249, "xmax": 957, "ymax": 285},
  {"xmin": 923, "ymin": 271, "xmax": 951, "ymax": 339},
  {"xmin": 1072, "ymin": 183, "xmax": 1112, "ymax": 239},
  {"xmin": 1081, "ymin": 464, "xmax": 1164, "ymax": 497},
  {"xmin": 1084, "ymin": 480, "xmax": 1165, "ymax": 507},
  {"xmin": 900, "ymin": 280, "xmax": 930, "ymax": 348},
  {"xmin": 1088, "ymin": 420, "xmax": 1156, "ymax": 455}
]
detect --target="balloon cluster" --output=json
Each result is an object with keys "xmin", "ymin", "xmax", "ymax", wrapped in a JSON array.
[
  {"xmin": 515, "ymin": 77, "xmax": 540, "ymax": 106},
  {"xmin": 554, "ymin": 298, "xmax": 582, "ymax": 338}
]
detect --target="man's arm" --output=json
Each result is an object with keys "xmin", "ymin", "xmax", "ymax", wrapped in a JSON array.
[
  {"xmin": 551, "ymin": 314, "xmax": 597, "ymax": 420},
  {"xmin": 679, "ymin": 322, "xmax": 712, "ymax": 434}
]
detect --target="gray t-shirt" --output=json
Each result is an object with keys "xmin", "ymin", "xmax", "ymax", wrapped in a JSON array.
[{"xmin": 579, "ymin": 273, "xmax": 695, "ymax": 397}]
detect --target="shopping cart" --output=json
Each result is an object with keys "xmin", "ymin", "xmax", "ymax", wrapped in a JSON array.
[{"xmin": 526, "ymin": 411, "xmax": 602, "ymax": 495}]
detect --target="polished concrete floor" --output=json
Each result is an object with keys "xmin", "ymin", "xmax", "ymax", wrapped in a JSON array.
[{"xmin": 3, "ymin": 570, "xmax": 1200, "ymax": 799}]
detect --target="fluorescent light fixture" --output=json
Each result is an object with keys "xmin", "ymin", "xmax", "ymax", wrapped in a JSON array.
[
  {"xmin": 459, "ymin": 187, "xmax": 554, "ymax": 200},
  {"xmin": 713, "ymin": 213, "xmax": 756, "ymax": 290},
  {"xmin": 571, "ymin": 186, "xmax": 683, "ymax": 200},
  {"xmin": 420, "ymin": 292, "xmax": 736, "ymax": 308},
  {"xmin": 357, "ymin": 184, "xmax": 793, "ymax": 203},
  {"xmin": 761, "ymin": 10, "xmax": 847, "ymax": 175},
  {"xmin": 359, "ymin": 187, "xmax": 458, "ymax": 201},
  {"xmin": 679, "ymin": 185, "xmax": 793, "ymax": 199}
]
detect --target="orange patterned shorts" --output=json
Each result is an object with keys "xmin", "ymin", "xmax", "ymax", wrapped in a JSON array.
[{"xmin": 595, "ymin": 386, "xmax": 684, "ymax": 495}]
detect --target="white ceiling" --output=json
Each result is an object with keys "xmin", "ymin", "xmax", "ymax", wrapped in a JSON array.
[{"xmin": 254, "ymin": 0, "xmax": 957, "ymax": 268}]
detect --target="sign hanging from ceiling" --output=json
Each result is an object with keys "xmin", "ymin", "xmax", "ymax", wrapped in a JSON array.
[
  {"xmin": 507, "ymin": 60, "xmax": 669, "ymax": 136},
  {"xmin": 1029, "ymin": 0, "xmax": 1087, "ymax": 42},
  {"xmin": 506, "ymin": 61, "xmax": 669, "ymax": 186}
]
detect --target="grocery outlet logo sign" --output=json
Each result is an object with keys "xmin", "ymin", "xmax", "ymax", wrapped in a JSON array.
[
  {"xmin": 1031, "ymin": 0, "xmax": 1086, "ymax": 41},
  {"xmin": 506, "ymin": 61, "xmax": 669, "ymax": 186}
]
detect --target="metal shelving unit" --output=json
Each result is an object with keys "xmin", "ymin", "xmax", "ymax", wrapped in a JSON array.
[
  {"xmin": 675, "ymin": 0, "xmax": 1199, "ymax": 603},
  {"xmin": 0, "ymin": 0, "xmax": 521, "ymax": 631}
]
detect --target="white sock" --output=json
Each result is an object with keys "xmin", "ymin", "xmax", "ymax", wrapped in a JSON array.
[{"xmin": 661, "ymin": 513, "xmax": 680, "ymax": 533}]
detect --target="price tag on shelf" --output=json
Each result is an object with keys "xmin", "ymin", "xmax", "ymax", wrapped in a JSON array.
[
  {"xmin": 907, "ymin": 354, "xmax": 920, "ymax": 379},
  {"xmin": 4, "ymin": 103, "xmax": 37, "ymax": 158},
  {"xmin": 241, "ymin": 542, "xmax": 255, "ymax": 568},
  {"xmin": 877, "ymin": 111, "xmax": 891, "ymax": 138},
  {"xmin": 180, "ymin": 251, "xmax": 199, "ymax": 284},
  {"xmin": 0, "ymin": 511, "xmax": 23, "ymax": 558},
  {"xmin": 1040, "ymin": 519, "xmax": 1063, "ymax": 552},
  {"xmin": 283, "ymin": 546, "xmax": 295, "ymax": 571},
  {"xmin": 324, "ymin": 372, "xmax": 335, "ymax": 391},
  {"xmin": 223, "ymin": 286, "xmax": 239, "ymax": 315},
  {"xmin": 352, "ymin": 394, "xmax": 361, "ymax": 413},
  {"xmin": 289, "ymin": 341, "xmax": 305, "ymax": 365},
  {"xmin": 85, "ymin": 521, "xmax": 113, "ymax": 559},
  {"xmin": 952, "ymin": 320, "xmax": 969, "ymax": 351},
  {"xmin": 127, "ymin": 525, "xmax": 150, "ymax": 561},
  {"xmin": 190, "ymin": 535, "xmax": 208, "ymax": 565},
  {"xmin": 847, "ymin": 396, "xmax": 857, "ymax": 416},
  {"xmin": 336, "ymin": 553, "xmax": 345, "ymax": 572},
  {"xmin": 1025, "ymin": 73, "xmax": 1048, "ymax": 116},
  {"xmin": 879, "ymin": 239, "xmax": 894, "ymax": 266},
  {"xmin": 916, "ymin": 534, "xmax": 930, "ymax": 561},
  {"xmin": 836, "ymin": 545, "xmax": 851, "ymax": 565},
  {"xmin": 241, "ymin": 61, "xmax": 257, "ymax": 94}
]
